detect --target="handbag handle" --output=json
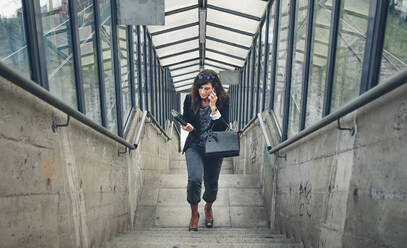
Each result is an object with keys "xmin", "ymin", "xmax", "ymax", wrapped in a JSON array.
[{"xmin": 209, "ymin": 116, "xmax": 231, "ymax": 131}]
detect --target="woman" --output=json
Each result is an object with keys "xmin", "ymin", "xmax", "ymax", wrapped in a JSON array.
[{"xmin": 181, "ymin": 69, "xmax": 229, "ymax": 231}]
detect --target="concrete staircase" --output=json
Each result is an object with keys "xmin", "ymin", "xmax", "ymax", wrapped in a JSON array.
[{"xmin": 103, "ymin": 158, "xmax": 303, "ymax": 248}]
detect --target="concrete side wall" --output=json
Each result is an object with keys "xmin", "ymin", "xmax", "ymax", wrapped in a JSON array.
[
  {"xmin": 0, "ymin": 76, "xmax": 180, "ymax": 248},
  {"xmin": 235, "ymin": 84, "xmax": 407, "ymax": 248}
]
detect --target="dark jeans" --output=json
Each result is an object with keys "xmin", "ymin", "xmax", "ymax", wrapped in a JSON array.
[{"xmin": 185, "ymin": 144, "xmax": 223, "ymax": 205}]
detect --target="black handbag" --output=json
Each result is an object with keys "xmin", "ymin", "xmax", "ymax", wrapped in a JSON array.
[{"xmin": 202, "ymin": 118, "xmax": 240, "ymax": 158}]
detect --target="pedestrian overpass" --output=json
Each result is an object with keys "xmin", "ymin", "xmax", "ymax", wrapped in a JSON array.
[{"xmin": 0, "ymin": 0, "xmax": 406, "ymax": 247}]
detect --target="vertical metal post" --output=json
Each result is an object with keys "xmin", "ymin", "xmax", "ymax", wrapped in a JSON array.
[
  {"xmin": 269, "ymin": 0, "xmax": 280, "ymax": 110},
  {"xmin": 322, "ymin": 0, "xmax": 341, "ymax": 117},
  {"xmin": 68, "ymin": 0, "xmax": 85, "ymax": 113},
  {"xmin": 128, "ymin": 26, "xmax": 136, "ymax": 109},
  {"xmin": 250, "ymin": 44, "xmax": 256, "ymax": 119},
  {"xmin": 93, "ymin": 0, "xmax": 107, "ymax": 127},
  {"xmin": 149, "ymin": 35, "xmax": 154, "ymax": 115},
  {"xmin": 153, "ymin": 57, "xmax": 158, "ymax": 117},
  {"xmin": 111, "ymin": 0, "xmax": 123, "ymax": 136},
  {"xmin": 299, "ymin": 0, "xmax": 314, "ymax": 131},
  {"xmin": 245, "ymin": 62, "xmax": 250, "ymax": 125},
  {"xmin": 22, "ymin": 0, "xmax": 48, "ymax": 89},
  {"xmin": 256, "ymin": 29, "xmax": 262, "ymax": 114},
  {"xmin": 262, "ymin": 4, "xmax": 271, "ymax": 111},
  {"xmin": 239, "ymin": 70, "xmax": 243, "ymax": 129},
  {"xmin": 143, "ymin": 26, "xmax": 149, "ymax": 111},
  {"xmin": 136, "ymin": 26, "xmax": 144, "ymax": 110},
  {"xmin": 360, "ymin": 0, "xmax": 389, "ymax": 94}
]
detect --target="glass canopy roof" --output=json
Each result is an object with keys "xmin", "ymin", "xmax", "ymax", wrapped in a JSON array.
[{"xmin": 147, "ymin": 0, "xmax": 268, "ymax": 92}]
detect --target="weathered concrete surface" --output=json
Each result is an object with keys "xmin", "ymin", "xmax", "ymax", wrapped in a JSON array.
[
  {"xmin": 236, "ymin": 83, "xmax": 407, "ymax": 248},
  {"xmin": 0, "ymin": 75, "xmax": 180, "ymax": 248}
]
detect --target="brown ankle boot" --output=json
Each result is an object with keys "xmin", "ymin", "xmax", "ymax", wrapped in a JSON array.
[
  {"xmin": 204, "ymin": 202, "xmax": 214, "ymax": 228},
  {"xmin": 189, "ymin": 204, "xmax": 199, "ymax": 231}
]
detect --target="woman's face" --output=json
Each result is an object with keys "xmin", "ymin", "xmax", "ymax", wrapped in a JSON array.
[{"xmin": 198, "ymin": 82, "xmax": 213, "ymax": 100}]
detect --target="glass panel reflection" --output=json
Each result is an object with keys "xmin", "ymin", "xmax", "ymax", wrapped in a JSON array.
[
  {"xmin": 288, "ymin": 0, "xmax": 308, "ymax": 137},
  {"xmin": 379, "ymin": 1, "xmax": 407, "ymax": 83},
  {"xmin": 40, "ymin": 0, "xmax": 77, "ymax": 108},
  {"xmin": 99, "ymin": 0, "xmax": 117, "ymax": 134},
  {"xmin": 331, "ymin": 0, "xmax": 370, "ymax": 112},
  {"xmin": 0, "ymin": 0, "xmax": 30, "ymax": 79},
  {"xmin": 133, "ymin": 27, "xmax": 139, "ymax": 109},
  {"xmin": 305, "ymin": 0, "xmax": 332, "ymax": 127},
  {"xmin": 273, "ymin": 0, "xmax": 290, "ymax": 129},
  {"xmin": 265, "ymin": 2, "xmax": 276, "ymax": 111},
  {"xmin": 77, "ymin": 0, "xmax": 101, "ymax": 124},
  {"xmin": 118, "ymin": 25, "xmax": 131, "ymax": 121}
]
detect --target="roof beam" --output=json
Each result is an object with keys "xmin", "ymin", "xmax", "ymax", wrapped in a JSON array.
[
  {"xmin": 206, "ymin": 36, "xmax": 250, "ymax": 50},
  {"xmin": 207, "ymin": 4, "xmax": 261, "ymax": 21},
  {"xmin": 206, "ymin": 22, "xmax": 254, "ymax": 36},
  {"xmin": 199, "ymin": 0, "xmax": 208, "ymax": 68},
  {"xmin": 165, "ymin": 5, "xmax": 198, "ymax": 16},
  {"xmin": 150, "ymin": 22, "xmax": 199, "ymax": 36},
  {"xmin": 205, "ymin": 48, "xmax": 245, "ymax": 61},
  {"xmin": 205, "ymin": 57, "xmax": 240, "ymax": 68},
  {"xmin": 155, "ymin": 36, "xmax": 198, "ymax": 49},
  {"xmin": 159, "ymin": 48, "xmax": 200, "ymax": 60}
]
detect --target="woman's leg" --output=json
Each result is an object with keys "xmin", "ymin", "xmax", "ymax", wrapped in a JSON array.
[
  {"xmin": 202, "ymin": 157, "xmax": 223, "ymax": 203},
  {"xmin": 185, "ymin": 146, "xmax": 204, "ymax": 231},
  {"xmin": 202, "ymin": 157, "xmax": 222, "ymax": 227},
  {"xmin": 185, "ymin": 146, "xmax": 205, "ymax": 204}
]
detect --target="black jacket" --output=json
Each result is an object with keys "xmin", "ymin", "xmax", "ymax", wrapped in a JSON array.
[{"xmin": 182, "ymin": 94, "xmax": 229, "ymax": 153}]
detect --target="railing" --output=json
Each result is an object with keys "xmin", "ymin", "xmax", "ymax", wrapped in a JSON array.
[
  {"xmin": 0, "ymin": 61, "xmax": 136, "ymax": 150},
  {"xmin": 242, "ymin": 68, "xmax": 407, "ymax": 155},
  {"xmin": 0, "ymin": 61, "xmax": 175, "ymax": 151}
]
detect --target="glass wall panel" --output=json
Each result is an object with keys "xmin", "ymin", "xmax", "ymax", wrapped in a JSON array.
[
  {"xmin": 77, "ymin": 0, "xmax": 101, "ymax": 123},
  {"xmin": 145, "ymin": 34, "xmax": 151, "ymax": 112},
  {"xmin": 40, "ymin": 0, "xmax": 77, "ymax": 108},
  {"xmin": 253, "ymin": 41, "xmax": 258, "ymax": 116},
  {"xmin": 265, "ymin": 2, "xmax": 276, "ymax": 110},
  {"xmin": 133, "ymin": 27, "xmax": 139, "ymax": 109},
  {"xmin": 139, "ymin": 26, "xmax": 146, "ymax": 110},
  {"xmin": 118, "ymin": 25, "xmax": 131, "ymax": 121},
  {"xmin": 0, "ymin": 0, "xmax": 30, "ymax": 79},
  {"xmin": 288, "ymin": 0, "xmax": 308, "ymax": 137},
  {"xmin": 273, "ymin": 0, "xmax": 290, "ymax": 128},
  {"xmin": 331, "ymin": 0, "xmax": 370, "ymax": 112},
  {"xmin": 99, "ymin": 0, "xmax": 117, "ymax": 133},
  {"xmin": 379, "ymin": 1, "xmax": 407, "ymax": 83},
  {"xmin": 259, "ymin": 21, "xmax": 266, "ymax": 112},
  {"xmin": 305, "ymin": 0, "xmax": 332, "ymax": 127}
]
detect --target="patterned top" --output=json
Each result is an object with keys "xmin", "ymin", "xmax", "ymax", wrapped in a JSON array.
[{"xmin": 189, "ymin": 105, "xmax": 212, "ymax": 147}]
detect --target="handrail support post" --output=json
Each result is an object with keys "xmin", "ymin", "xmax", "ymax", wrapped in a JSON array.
[{"xmin": 52, "ymin": 115, "xmax": 70, "ymax": 133}]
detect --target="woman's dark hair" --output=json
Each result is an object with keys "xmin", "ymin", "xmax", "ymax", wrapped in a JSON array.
[{"xmin": 190, "ymin": 69, "xmax": 229, "ymax": 114}]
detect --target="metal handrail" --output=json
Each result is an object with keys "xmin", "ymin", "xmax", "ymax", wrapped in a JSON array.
[
  {"xmin": 268, "ymin": 68, "xmax": 407, "ymax": 155},
  {"xmin": 0, "ymin": 61, "xmax": 136, "ymax": 150},
  {"xmin": 240, "ymin": 115, "xmax": 258, "ymax": 133},
  {"xmin": 146, "ymin": 111, "xmax": 171, "ymax": 140},
  {"xmin": 133, "ymin": 111, "xmax": 148, "ymax": 149},
  {"xmin": 257, "ymin": 113, "xmax": 272, "ymax": 151}
]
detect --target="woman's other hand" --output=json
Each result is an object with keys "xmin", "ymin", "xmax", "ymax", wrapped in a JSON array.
[{"xmin": 181, "ymin": 123, "xmax": 195, "ymax": 132}]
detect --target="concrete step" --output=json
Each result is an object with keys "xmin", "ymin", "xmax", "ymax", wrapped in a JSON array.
[
  {"xmin": 104, "ymin": 241, "xmax": 303, "ymax": 248},
  {"xmin": 143, "ymin": 174, "xmax": 261, "ymax": 189},
  {"xmin": 169, "ymin": 168, "xmax": 234, "ymax": 175},
  {"xmin": 170, "ymin": 160, "xmax": 234, "ymax": 170},
  {"xmin": 132, "ymin": 227, "xmax": 277, "ymax": 234}
]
